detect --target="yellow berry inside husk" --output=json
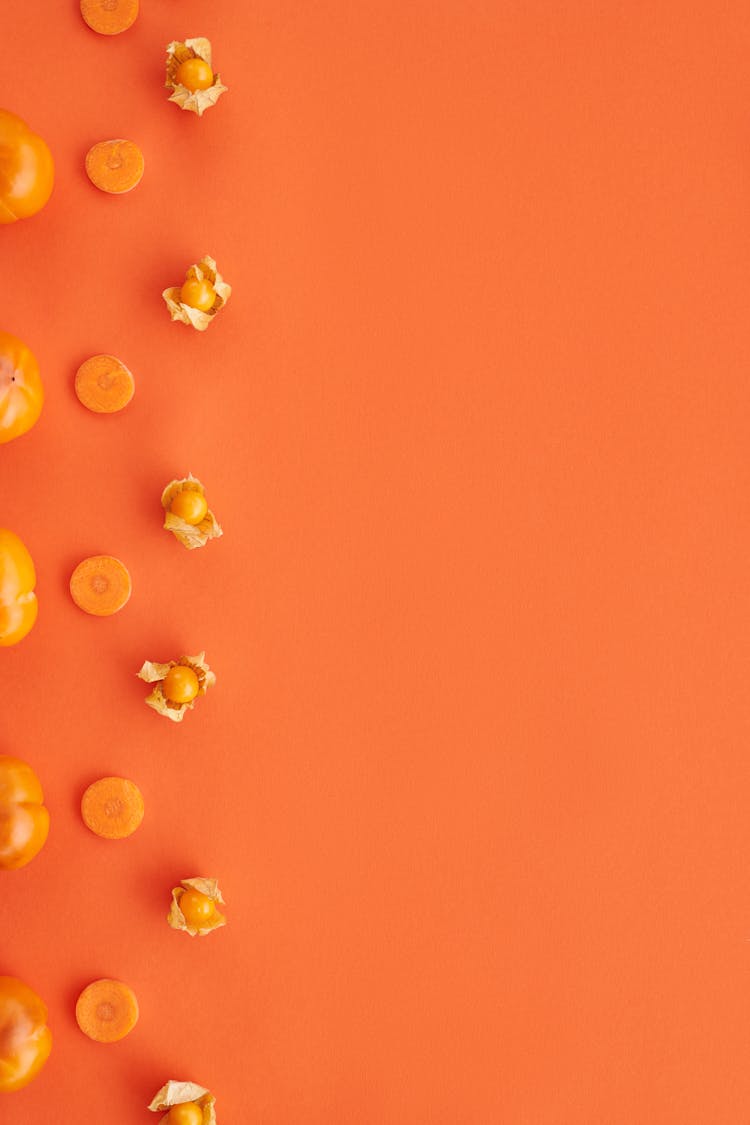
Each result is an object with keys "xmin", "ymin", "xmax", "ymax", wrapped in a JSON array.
[
  {"xmin": 180, "ymin": 888, "xmax": 217, "ymax": 927},
  {"xmin": 180, "ymin": 277, "xmax": 216, "ymax": 312},
  {"xmin": 170, "ymin": 490, "xmax": 208, "ymax": 525},
  {"xmin": 175, "ymin": 57, "xmax": 214, "ymax": 92},
  {"xmin": 165, "ymin": 1103, "xmax": 204, "ymax": 1125},
  {"xmin": 162, "ymin": 665, "xmax": 200, "ymax": 704}
]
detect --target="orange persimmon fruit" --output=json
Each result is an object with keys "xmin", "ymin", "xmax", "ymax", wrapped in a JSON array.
[
  {"xmin": 0, "ymin": 756, "xmax": 49, "ymax": 870},
  {"xmin": 75, "ymin": 979, "xmax": 139, "ymax": 1042},
  {"xmin": 0, "ymin": 109, "xmax": 54, "ymax": 224},
  {"xmin": 0, "ymin": 976, "xmax": 52, "ymax": 1091},
  {"xmin": 0, "ymin": 529, "xmax": 38, "ymax": 646},
  {"xmin": 0, "ymin": 332, "xmax": 44, "ymax": 444}
]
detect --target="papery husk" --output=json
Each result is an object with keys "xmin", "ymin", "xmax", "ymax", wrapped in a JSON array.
[
  {"xmin": 148, "ymin": 1080, "xmax": 216, "ymax": 1123},
  {"xmin": 162, "ymin": 255, "xmax": 232, "ymax": 331},
  {"xmin": 166, "ymin": 38, "xmax": 228, "ymax": 116},
  {"xmin": 161, "ymin": 474, "xmax": 223, "ymax": 550},
  {"xmin": 168, "ymin": 876, "xmax": 227, "ymax": 936},
  {"xmin": 136, "ymin": 653, "xmax": 216, "ymax": 722}
]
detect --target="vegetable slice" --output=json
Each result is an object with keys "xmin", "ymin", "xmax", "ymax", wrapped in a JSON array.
[
  {"xmin": 69, "ymin": 555, "xmax": 131, "ymax": 615},
  {"xmin": 74, "ymin": 354, "xmax": 134, "ymax": 413},
  {"xmin": 75, "ymin": 979, "xmax": 138, "ymax": 1042},
  {"xmin": 79, "ymin": 0, "xmax": 138, "ymax": 35},
  {"xmin": 81, "ymin": 777, "xmax": 144, "ymax": 839},
  {"xmin": 85, "ymin": 139, "xmax": 144, "ymax": 194}
]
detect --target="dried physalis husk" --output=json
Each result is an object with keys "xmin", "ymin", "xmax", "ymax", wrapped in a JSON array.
[
  {"xmin": 165, "ymin": 38, "xmax": 227, "ymax": 116},
  {"xmin": 168, "ymin": 876, "xmax": 227, "ymax": 937},
  {"xmin": 161, "ymin": 474, "xmax": 223, "ymax": 550},
  {"xmin": 162, "ymin": 255, "xmax": 231, "ymax": 332},
  {"xmin": 137, "ymin": 653, "xmax": 216, "ymax": 723},
  {"xmin": 148, "ymin": 1080, "xmax": 217, "ymax": 1124}
]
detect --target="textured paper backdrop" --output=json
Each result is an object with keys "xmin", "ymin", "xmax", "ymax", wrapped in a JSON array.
[{"xmin": 4, "ymin": 2, "xmax": 750, "ymax": 1123}]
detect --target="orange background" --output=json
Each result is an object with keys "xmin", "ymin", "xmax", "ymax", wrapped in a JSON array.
[{"xmin": 3, "ymin": 2, "xmax": 750, "ymax": 1122}]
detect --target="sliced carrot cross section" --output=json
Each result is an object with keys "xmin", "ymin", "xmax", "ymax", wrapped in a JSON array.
[
  {"xmin": 85, "ymin": 140, "xmax": 144, "ymax": 194},
  {"xmin": 80, "ymin": 0, "xmax": 138, "ymax": 35},
  {"xmin": 81, "ymin": 776, "xmax": 144, "ymax": 839},
  {"xmin": 75, "ymin": 978, "xmax": 139, "ymax": 1042},
  {"xmin": 69, "ymin": 556, "xmax": 131, "ymax": 615},
  {"xmin": 74, "ymin": 355, "xmax": 134, "ymax": 413}
]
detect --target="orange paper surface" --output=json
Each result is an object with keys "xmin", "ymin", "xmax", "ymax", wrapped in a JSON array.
[{"xmin": 3, "ymin": 2, "xmax": 750, "ymax": 1123}]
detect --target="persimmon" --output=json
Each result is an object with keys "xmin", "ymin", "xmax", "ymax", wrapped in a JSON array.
[
  {"xmin": 0, "ymin": 529, "xmax": 38, "ymax": 646},
  {"xmin": 0, "ymin": 109, "xmax": 54, "ymax": 224},
  {"xmin": 75, "ymin": 979, "xmax": 139, "ymax": 1042},
  {"xmin": 0, "ymin": 977, "xmax": 52, "ymax": 1092},
  {"xmin": 0, "ymin": 756, "xmax": 49, "ymax": 871},
  {"xmin": 0, "ymin": 332, "xmax": 44, "ymax": 444}
]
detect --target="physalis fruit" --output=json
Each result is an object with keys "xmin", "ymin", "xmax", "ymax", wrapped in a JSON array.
[{"xmin": 168, "ymin": 877, "xmax": 226, "ymax": 937}]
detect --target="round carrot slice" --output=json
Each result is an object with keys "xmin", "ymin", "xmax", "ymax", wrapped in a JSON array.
[
  {"xmin": 85, "ymin": 139, "xmax": 144, "ymax": 195},
  {"xmin": 81, "ymin": 777, "xmax": 144, "ymax": 839},
  {"xmin": 79, "ymin": 0, "xmax": 138, "ymax": 35},
  {"xmin": 69, "ymin": 556, "xmax": 131, "ymax": 616},
  {"xmin": 75, "ymin": 978, "xmax": 139, "ymax": 1042},
  {"xmin": 75, "ymin": 354, "xmax": 134, "ymax": 414}
]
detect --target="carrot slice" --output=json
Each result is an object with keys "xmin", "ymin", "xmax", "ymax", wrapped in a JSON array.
[
  {"xmin": 79, "ymin": 0, "xmax": 138, "ymax": 35},
  {"xmin": 69, "ymin": 555, "xmax": 131, "ymax": 616},
  {"xmin": 85, "ymin": 139, "xmax": 144, "ymax": 195},
  {"xmin": 81, "ymin": 776, "xmax": 144, "ymax": 839},
  {"xmin": 75, "ymin": 978, "xmax": 139, "ymax": 1042},
  {"xmin": 74, "ymin": 354, "xmax": 134, "ymax": 413}
]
